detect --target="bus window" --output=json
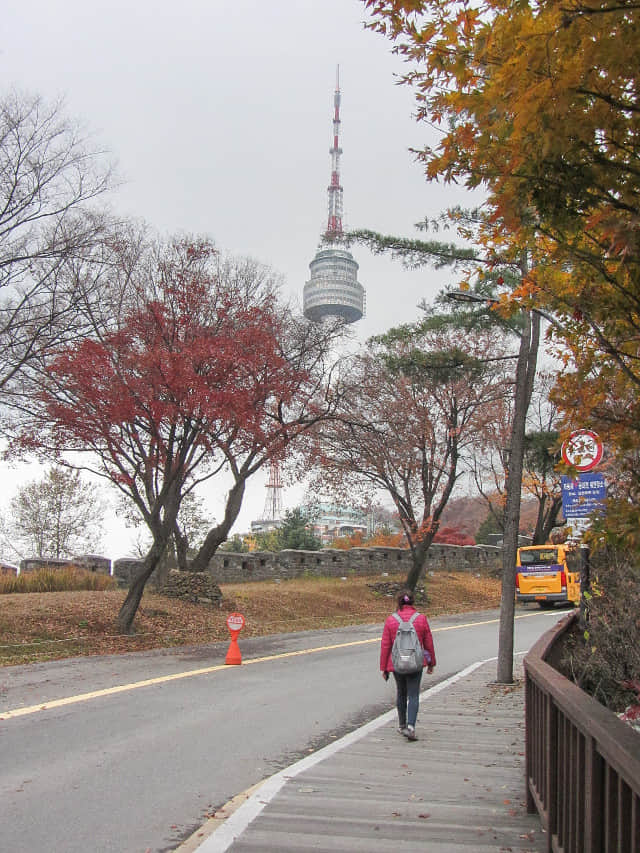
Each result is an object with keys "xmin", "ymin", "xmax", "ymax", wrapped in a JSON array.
[{"xmin": 519, "ymin": 548, "xmax": 558, "ymax": 566}]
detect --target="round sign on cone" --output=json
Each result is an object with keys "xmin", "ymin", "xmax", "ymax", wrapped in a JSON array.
[{"xmin": 225, "ymin": 612, "xmax": 245, "ymax": 665}]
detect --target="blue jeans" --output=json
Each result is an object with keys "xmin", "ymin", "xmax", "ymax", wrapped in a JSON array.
[{"xmin": 393, "ymin": 669, "xmax": 423, "ymax": 728}]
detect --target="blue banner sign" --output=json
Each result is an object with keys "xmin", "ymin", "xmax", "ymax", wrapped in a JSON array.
[
  {"xmin": 519, "ymin": 562, "xmax": 563, "ymax": 575},
  {"xmin": 561, "ymin": 473, "xmax": 606, "ymax": 518}
]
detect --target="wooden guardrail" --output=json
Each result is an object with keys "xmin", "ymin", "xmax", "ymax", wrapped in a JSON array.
[{"xmin": 524, "ymin": 612, "xmax": 640, "ymax": 852}]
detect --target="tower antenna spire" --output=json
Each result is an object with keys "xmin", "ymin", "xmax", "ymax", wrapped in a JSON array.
[{"xmin": 327, "ymin": 63, "xmax": 343, "ymax": 239}]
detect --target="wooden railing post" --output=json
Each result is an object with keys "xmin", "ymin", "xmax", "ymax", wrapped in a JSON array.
[
  {"xmin": 525, "ymin": 669, "xmax": 536, "ymax": 813},
  {"xmin": 546, "ymin": 693, "xmax": 557, "ymax": 851},
  {"xmin": 583, "ymin": 734, "xmax": 603, "ymax": 852}
]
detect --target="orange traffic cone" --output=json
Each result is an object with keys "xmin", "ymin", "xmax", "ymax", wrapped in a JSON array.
[
  {"xmin": 225, "ymin": 612, "xmax": 245, "ymax": 665},
  {"xmin": 225, "ymin": 632, "xmax": 242, "ymax": 665}
]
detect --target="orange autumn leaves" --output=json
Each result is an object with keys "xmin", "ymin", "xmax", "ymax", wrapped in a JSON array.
[{"xmin": 363, "ymin": 0, "xmax": 640, "ymax": 529}]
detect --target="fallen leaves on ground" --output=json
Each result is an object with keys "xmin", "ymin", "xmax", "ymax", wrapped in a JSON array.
[{"xmin": 0, "ymin": 571, "xmax": 501, "ymax": 666}]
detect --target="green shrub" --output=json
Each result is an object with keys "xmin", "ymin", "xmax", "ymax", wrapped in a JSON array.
[
  {"xmin": 0, "ymin": 566, "xmax": 116, "ymax": 594},
  {"xmin": 562, "ymin": 547, "xmax": 640, "ymax": 712}
]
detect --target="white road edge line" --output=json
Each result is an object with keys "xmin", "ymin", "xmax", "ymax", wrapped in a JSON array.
[{"xmin": 195, "ymin": 652, "xmax": 527, "ymax": 852}]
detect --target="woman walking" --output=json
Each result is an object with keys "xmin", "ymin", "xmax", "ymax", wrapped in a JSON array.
[{"xmin": 380, "ymin": 588, "xmax": 436, "ymax": 741}]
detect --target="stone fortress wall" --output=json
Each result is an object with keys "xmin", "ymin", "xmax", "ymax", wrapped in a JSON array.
[
  {"xmin": 113, "ymin": 543, "xmax": 501, "ymax": 585},
  {"xmin": 17, "ymin": 543, "xmax": 501, "ymax": 585},
  {"xmin": 18, "ymin": 555, "xmax": 111, "ymax": 575}
]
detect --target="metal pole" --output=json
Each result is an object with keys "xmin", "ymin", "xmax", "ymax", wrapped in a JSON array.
[
  {"xmin": 496, "ymin": 311, "xmax": 532, "ymax": 683},
  {"xmin": 496, "ymin": 274, "xmax": 541, "ymax": 684},
  {"xmin": 445, "ymin": 280, "xmax": 542, "ymax": 683},
  {"xmin": 580, "ymin": 543, "xmax": 591, "ymax": 629}
]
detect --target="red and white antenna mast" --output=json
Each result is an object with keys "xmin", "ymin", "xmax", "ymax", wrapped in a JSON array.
[
  {"xmin": 326, "ymin": 64, "xmax": 343, "ymax": 239},
  {"xmin": 262, "ymin": 460, "xmax": 283, "ymax": 521}
]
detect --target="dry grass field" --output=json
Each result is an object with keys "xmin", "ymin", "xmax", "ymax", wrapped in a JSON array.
[{"xmin": 0, "ymin": 571, "xmax": 502, "ymax": 666}]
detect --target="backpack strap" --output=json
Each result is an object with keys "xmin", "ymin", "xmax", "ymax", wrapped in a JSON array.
[{"xmin": 393, "ymin": 611, "xmax": 420, "ymax": 625}]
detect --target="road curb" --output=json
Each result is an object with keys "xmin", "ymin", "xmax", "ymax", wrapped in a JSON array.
[{"xmin": 173, "ymin": 781, "xmax": 265, "ymax": 853}]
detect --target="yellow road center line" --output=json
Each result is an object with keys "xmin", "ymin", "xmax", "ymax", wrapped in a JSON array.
[{"xmin": 1, "ymin": 610, "xmax": 551, "ymax": 720}]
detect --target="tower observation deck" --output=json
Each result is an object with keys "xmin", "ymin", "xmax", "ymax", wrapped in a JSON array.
[{"xmin": 303, "ymin": 68, "xmax": 365, "ymax": 324}]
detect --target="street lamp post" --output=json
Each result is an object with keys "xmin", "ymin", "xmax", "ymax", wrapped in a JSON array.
[{"xmin": 446, "ymin": 287, "xmax": 541, "ymax": 684}]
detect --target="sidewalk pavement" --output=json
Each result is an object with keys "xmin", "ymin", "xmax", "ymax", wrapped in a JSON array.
[{"xmin": 184, "ymin": 657, "xmax": 544, "ymax": 853}]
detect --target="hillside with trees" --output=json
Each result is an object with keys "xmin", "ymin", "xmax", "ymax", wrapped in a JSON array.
[{"xmin": 439, "ymin": 495, "xmax": 543, "ymax": 543}]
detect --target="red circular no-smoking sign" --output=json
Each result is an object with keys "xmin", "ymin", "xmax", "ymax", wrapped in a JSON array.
[
  {"xmin": 561, "ymin": 429, "xmax": 603, "ymax": 472},
  {"xmin": 226, "ymin": 612, "xmax": 245, "ymax": 633}
]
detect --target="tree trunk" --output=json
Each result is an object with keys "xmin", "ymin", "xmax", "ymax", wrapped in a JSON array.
[
  {"xmin": 405, "ymin": 538, "xmax": 431, "ymax": 591},
  {"xmin": 190, "ymin": 478, "xmax": 246, "ymax": 573},
  {"xmin": 174, "ymin": 522, "xmax": 189, "ymax": 572},
  {"xmin": 404, "ymin": 435, "xmax": 459, "ymax": 593},
  {"xmin": 539, "ymin": 495, "xmax": 563, "ymax": 545},
  {"xmin": 532, "ymin": 493, "xmax": 548, "ymax": 546},
  {"xmin": 532, "ymin": 491, "xmax": 563, "ymax": 545},
  {"xmin": 116, "ymin": 533, "xmax": 170, "ymax": 634}
]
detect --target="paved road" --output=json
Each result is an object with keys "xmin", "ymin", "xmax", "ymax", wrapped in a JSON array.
[{"xmin": 0, "ymin": 606, "xmax": 562, "ymax": 852}]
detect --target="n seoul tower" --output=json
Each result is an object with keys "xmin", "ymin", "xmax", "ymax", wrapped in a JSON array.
[{"xmin": 303, "ymin": 67, "xmax": 365, "ymax": 324}]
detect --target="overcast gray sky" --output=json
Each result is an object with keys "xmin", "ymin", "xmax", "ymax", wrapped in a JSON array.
[{"xmin": 2, "ymin": 0, "xmax": 476, "ymax": 557}]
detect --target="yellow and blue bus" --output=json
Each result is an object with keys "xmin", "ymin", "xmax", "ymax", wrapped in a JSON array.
[{"xmin": 515, "ymin": 544, "xmax": 580, "ymax": 609}]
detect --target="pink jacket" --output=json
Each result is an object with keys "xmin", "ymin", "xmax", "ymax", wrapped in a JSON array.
[{"xmin": 380, "ymin": 605, "xmax": 436, "ymax": 673}]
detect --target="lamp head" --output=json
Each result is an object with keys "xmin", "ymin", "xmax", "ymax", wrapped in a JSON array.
[{"xmin": 445, "ymin": 289, "xmax": 488, "ymax": 305}]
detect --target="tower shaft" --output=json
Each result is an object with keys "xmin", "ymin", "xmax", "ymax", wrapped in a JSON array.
[{"xmin": 262, "ymin": 460, "xmax": 283, "ymax": 521}]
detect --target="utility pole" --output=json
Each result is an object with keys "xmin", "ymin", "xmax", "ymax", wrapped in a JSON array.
[
  {"xmin": 496, "ymin": 305, "xmax": 540, "ymax": 683},
  {"xmin": 447, "ymin": 267, "xmax": 542, "ymax": 684}
]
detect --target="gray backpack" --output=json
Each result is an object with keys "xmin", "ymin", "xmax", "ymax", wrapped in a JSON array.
[{"xmin": 391, "ymin": 612, "xmax": 423, "ymax": 674}]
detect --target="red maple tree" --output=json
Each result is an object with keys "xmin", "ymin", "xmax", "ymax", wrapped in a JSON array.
[
  {"xmin": 432, "ymin": 526, "xmax": 476, "ymax": 547},
  {"xmin": 24, "ymin": 237, "xmax": 338, "ymax": 632}
]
